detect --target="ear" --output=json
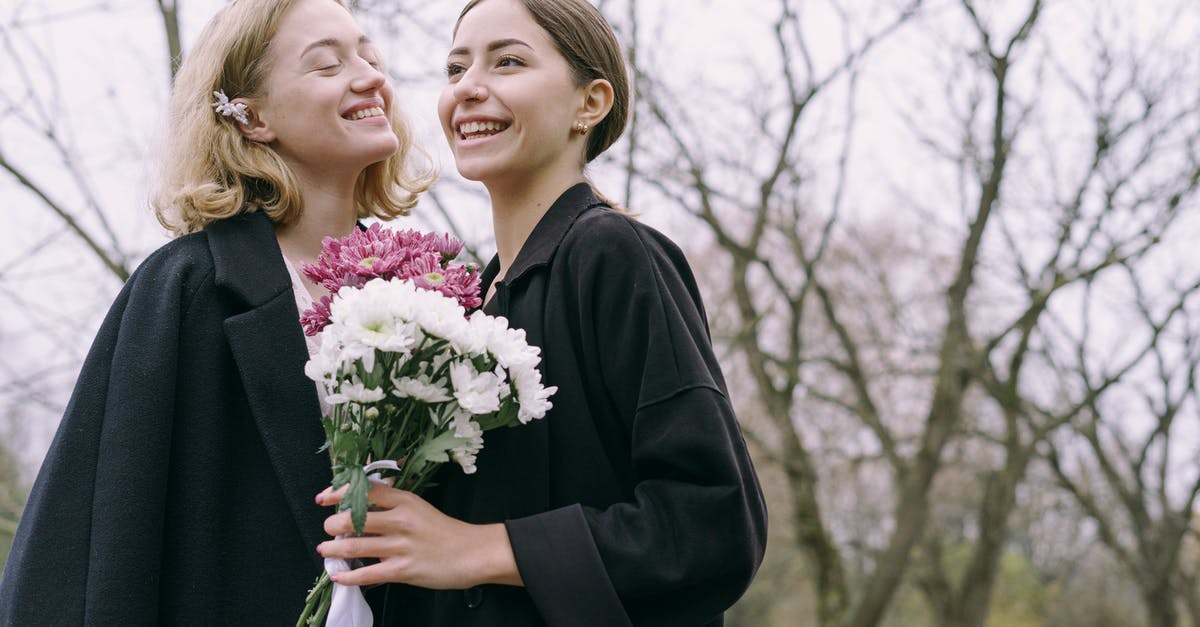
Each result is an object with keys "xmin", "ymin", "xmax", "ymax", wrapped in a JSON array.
[
  {"xmin": 233, "ymin": 99, "xmax": 275, "ymax": 143},
  {"xmin": 576, "ymin": 78, "xmax": 614, "ymax": 130}
]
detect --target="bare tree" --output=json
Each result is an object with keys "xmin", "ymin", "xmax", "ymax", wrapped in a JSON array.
[
  {"xmin": 907, "ymin": 0, "xmax": 1200, "ymax": 623},
  {"xmin": 1044, "ymin": 273, "xmax": 1200, "ymax": 627},
  {"xmin": 621, "ymin": 0, "xmax": 1200, "ymax": 625},
  {"xmin": 0, "ymin": 0, "xmax": 189, "ymax": 282}
]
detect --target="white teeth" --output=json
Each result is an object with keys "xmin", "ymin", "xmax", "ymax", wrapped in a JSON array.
[
  {"xmin": 458, "ymin": 120, "xmax": 506, "ymax": 135},
  {"xmin": 348, "ymin": 106, "xmax": 385, "ymax": 120}
]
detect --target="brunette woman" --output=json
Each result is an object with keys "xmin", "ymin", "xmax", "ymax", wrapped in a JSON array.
[{"xmin": 318, "ymin": 1, "xmax": 767, "ymax": 625}]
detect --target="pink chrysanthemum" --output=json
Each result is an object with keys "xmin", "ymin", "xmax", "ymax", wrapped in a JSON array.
[
  {"xmin": 299, "ymin": 224, "xmax": 480, "ymax": 335},
  {"xmin": 301, "ymin": 294, "xmax": 335, "ymax": 336},
  {"xmin": 427, "ymin": 232, "xmax": 465, "ymax": 262},
  {"xmin": 436, "ymin": 264, "xmax": 483, "ymax": 310}
]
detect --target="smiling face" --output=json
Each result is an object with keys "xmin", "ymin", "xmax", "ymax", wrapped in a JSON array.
[
  {"xmin": 253, "ymin": 0, "xmax": 399, "ymax": 180},
  {"xmin": 438, "ymin": 0, "xmax": 589, "ymax": 187}
]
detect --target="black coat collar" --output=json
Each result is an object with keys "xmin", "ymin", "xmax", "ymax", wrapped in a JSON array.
[
  {"xmin": 206, "ymin": 211, "xmax": 293, "ymax": 307},
  {"xmin": 481, "ymin": 182, "xmax": 609, "ymax": 292},
  {"xmin": 205, "ymin": 210, "xmax": 330, "ymax": 569}
]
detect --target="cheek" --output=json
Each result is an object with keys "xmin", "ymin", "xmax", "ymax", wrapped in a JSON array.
[{"xmin": 436, "ymin": 91, "xmax": 456, "ymax": 136}]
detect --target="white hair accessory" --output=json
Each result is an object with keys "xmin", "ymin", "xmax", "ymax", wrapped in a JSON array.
[{"xmin": 212, "ymin": 90, "xmax": 249, "ymax": 125}]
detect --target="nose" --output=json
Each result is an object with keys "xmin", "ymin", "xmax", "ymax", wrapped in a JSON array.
[
  {"xmin": 451, "ymin": 67, "xmax": 488, "ymax": 103},
  {"xmin": 350, "ymin": 59, "xmax": 387, "ymax": 94}
]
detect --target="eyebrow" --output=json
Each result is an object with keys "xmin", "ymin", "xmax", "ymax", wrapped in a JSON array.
[
  {"xmin": 447, "ymin": 38, "xmax": 533, "ymax": 57},
  {"xmin": 301, "ymin": 35, "xmax": 372, "ymax": 58}
]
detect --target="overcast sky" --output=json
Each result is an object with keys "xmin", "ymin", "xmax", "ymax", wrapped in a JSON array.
[{"xmin": 2, "ymin": 0, "xmax": 1197, "ymax": 476}]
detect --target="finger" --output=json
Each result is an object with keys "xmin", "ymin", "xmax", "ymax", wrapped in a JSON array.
[
  {"xmin": 318, "ymin": 481, "xmax": 413, "ymax": 509},
  {"xmin": 315, "ymin": 483, "xmax": 349, "ymax": 506},
  {"xmin": 323, "ymin": 510, "xmax": 354, "ymax": 537},
  {"xmin": 318, "ymin": 534, "xmax": 398, "ymax": 561},
  {"xmin": 364, "ymin": 482, "xmax": 417, "ymax": 509},
  {"xmin": 328, "ymin": 560, "xmax": 399, "ymax": 588},
  {"xmin": 324, "ymin": 502, "xmax": 413, "ymax": 537}
]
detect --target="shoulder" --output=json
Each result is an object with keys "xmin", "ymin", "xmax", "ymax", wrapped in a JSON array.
[
  {"xmin": 561, "ymin": 208, "xmax": 689, "ymax": 273},
  {"xmin": 121, "ymin": 230, "xmax": 217, "ymax": 307},
  {"xmin": 131, "ymin": 230, "xmax": 213, "ymax": 280}
]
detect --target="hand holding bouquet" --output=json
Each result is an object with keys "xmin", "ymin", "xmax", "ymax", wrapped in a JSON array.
[{"xmin": 295, "ymin": 225, "xmax": 556, "ymax": 627}]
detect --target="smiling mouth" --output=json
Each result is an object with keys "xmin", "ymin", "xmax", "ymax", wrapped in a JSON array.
[
  {"xmin": 457, "ymin": 120, "xmax": 510, "ymax": 140},
  {"xmin": 345, "ymin": 106, "xmax": 385, "ymax": 121}
]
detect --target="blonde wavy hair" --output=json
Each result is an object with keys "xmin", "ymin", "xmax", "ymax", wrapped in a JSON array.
[{"xmin": 153, "ymin": 0, "xmax": 432, "ymax": 236}]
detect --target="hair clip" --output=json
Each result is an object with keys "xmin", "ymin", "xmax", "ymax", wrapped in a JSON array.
[{"xmin": 212, "ymin": 90, "xmax": 249, "ymax": 125}]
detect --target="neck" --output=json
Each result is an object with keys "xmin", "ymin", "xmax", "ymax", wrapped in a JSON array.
[
  {"xmin": 275, "ymin": 173, "xmax": 361, "ymax": 265},
  {"xmin": 484, "ymin": 164, "xmax": 586, "ymax": 275}
]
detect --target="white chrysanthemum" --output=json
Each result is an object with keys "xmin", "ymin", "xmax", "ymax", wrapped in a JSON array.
[
  {"xmin": 410, "ymin": 289, "xmax": 476, "ymax": 352},
  {"xmin": 330, "ymin": 282, "xmax": 418, "ymax": 354},
  {"xmin": 304, "ymin": 335, "xmax": 343, "ymax": 381},
  {"xmin": 470, "ymin": 311, "xmax": 540, "ymax": 370},
  {"xmin": 512, "ymin": 366, "xmax": 556, "ymax": 423},
  {"xmin": 448, "ymin": 360, "xmax": 503, "ymax": 414},
  {"xmin": 326, "ymin": 379, "xmax": 386, "ymax": 405},
  {"xmin": 449, "ymin": 414, "xmax": 484, "ymax": 474},
  {"xmin": 391, "ymin": 372, "xmax": 452, "ymax": 404}
]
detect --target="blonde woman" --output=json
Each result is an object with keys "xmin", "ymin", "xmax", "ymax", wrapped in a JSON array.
[{"xmin": 0, "ymin": 0, "xmax": 429, "ymax": 623}]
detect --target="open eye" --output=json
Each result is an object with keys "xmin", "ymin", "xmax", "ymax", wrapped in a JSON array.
[
  {"xmin": 496, "ymin": 55, "xmax": 524, "ymax": 69},
  {"xmin": 446, "ymin": 62, "xmax": 466, "ymax": 78}
]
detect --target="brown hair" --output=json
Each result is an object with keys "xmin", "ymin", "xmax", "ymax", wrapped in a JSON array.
[
  {"xmin": 153, "ymin": 0, "xmax": 432, "ymax": 236},
  {"xmin": 456, "ymin": 0, "xmax": 629, "ymax": 163}
]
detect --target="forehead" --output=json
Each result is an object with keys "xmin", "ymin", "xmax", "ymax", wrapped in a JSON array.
[
  {"xmin": 453, "ymin": 0, "xmax": 551, "ymax": 48},
  {"xmin": 272, "ymin": 0, "xmax": 362, "ymax": 53}
]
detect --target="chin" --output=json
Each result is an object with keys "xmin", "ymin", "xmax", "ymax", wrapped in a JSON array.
[
  {"xmin": 452, "ymin": 156, "xmax": 506, "ymax": 184},
  {"xmin": 363, "ymin": 141, "xmax": 401, "ymax": 166}
]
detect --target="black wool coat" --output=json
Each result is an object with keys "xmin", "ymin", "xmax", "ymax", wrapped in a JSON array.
[
  {"xmin": 0, "ymin": 212, "xmax": 332, "ymax": 625},
  {"xmin": 386, "ymin": 184, "xmax": 768, "ymax": 627}
]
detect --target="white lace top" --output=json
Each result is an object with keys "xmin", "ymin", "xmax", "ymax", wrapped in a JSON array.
[{"xmin": 281, "ymin": 255, "xmax": 329, "ymax": 416}]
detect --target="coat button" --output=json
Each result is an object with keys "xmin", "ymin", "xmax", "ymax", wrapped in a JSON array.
[{"xmin": 464, "ymin": 586, "xmax": 484, "ymax": 609}]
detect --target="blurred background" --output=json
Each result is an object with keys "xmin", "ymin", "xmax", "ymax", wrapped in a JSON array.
[{"xmin": 2, "ymin": 0, "xmax": 1199, "ymax": 625}]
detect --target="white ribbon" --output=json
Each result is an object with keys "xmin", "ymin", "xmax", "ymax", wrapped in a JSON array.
[
  {"xmin": 363, "ymin": 459, "xmax": 402, "ymax": 475},
  {"xmin": 324, "ymin": 557, "xmax": 374, "ymax": 627},
  {"xmin": 324, "ymin": 460, "xmax": 402, "ymax": 627}
]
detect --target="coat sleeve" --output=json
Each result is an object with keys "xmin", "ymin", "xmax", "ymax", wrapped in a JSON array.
[
  {"xmin": 0, "ymin": 249, "xmax": 202, "ymax": 625},
  {"xmin": 507, "ymin": 212, "xmax": 768, "ymax": 627}
]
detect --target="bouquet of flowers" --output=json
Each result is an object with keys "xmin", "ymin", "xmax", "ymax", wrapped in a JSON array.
[{"xmin": 294, "ymin": 224, "xmax": 556, "ymax": 627}]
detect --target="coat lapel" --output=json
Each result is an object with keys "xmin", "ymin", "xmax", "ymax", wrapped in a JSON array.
[{"xmin": 207, "ymin": 212, "xmax": 330, "ymax": 568}]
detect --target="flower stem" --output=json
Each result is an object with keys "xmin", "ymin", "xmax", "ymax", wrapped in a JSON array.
[{"xmin": 296, "ymin": 572, "xmax": 332, "ymax": 627}]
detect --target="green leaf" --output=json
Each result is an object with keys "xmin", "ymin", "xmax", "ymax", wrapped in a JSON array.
[
  {"xmin": 331, "ymin": 466, "xmax": 354, "ymax": 490},
  {"xmin": 341, "ymin": 468, "xmax": 371, "ymax": 534},
  {"xmin": 411, "ymin": 430, "xmax": 468, "ymax": 466}
]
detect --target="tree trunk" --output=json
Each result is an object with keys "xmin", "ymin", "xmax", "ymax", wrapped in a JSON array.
[
  {"xmin": 156, "ymin": 0, "xmax": 183, "ymax": 84},
  {"xmin": 1143, "ymin": 584, "xmax": 1179, "ymax": 627},
  {"xmin": 781, "ymin": 429, "xmax": 848, "ymax": 627},
  {"xmin": 954, "ymin": 450, "xmax": 1035, "ymax": 627}
]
